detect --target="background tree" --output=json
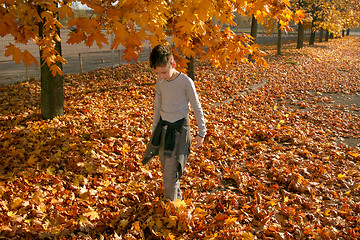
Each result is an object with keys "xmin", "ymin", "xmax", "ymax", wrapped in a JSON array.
[
  {"xmin": 293, "ymin": 0, "xmax": 359, "ymax": 48},
  {"xmin": 243, "ymin": 0, "xmax": 304, "ymax": 56},
  {"xmin": 2, "ymin": 1, "xmax": 67, "ymax": 119},
  {"xmin": 37, "ymin": 4, "xmax": 65, "ymax": 119}
]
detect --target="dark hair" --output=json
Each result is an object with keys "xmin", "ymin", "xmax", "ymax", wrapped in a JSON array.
[{"xmin": 149, "ymin": 44, "xmax": 173, "ymax": 69}]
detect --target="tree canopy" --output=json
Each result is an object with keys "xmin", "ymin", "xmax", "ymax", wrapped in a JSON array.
[
  {"xmin": 1, "ymin": 0, "xmax": 303, "ymax": 75},
  {"xmin": 292, "ymin": 0, "xmax": 359, "ymax": 36}
]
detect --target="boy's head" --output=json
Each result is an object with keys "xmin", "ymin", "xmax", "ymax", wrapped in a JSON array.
[
  {"xmin": 149, "ymin": 44, "xmax": 174, "ymax": 69},
  {"xmin": 150, "ymin": 44, "xmax": 177, "ymax": 81}
]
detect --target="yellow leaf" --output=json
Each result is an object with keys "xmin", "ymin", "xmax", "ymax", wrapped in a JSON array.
[
  {"xmin": 225, "ymin": 216, "xmax": 237, "ymax": 225},
  {"xmin": 282, "ymin": 0, "xmax": 290, "ymax": 6},
  {"xmin": 119, "ymin": 219, "xmax": 129, "ymax": 228},
  {"xmin": 242, "ymin": 232, "xmax": 254, "ymax": 240},
  {"xmin": 132, "ymin": 221, "xmax": 141, "ymax": 232},
  {"xmin": 47, "ymin": 166, "xmax": 55, "ymax": 175},
  {"xmin": 295, "ymin": 10, "xmax": 305, "ymax": 19},
  {"xmin": 349, "ymin": 152, "xmax": 359, "ymax": 158},
  {"xmin": 85, "ymin": 31, "xmax": 108, "ymax": 48},
  {"xmin": 337, "ymin": 173, "xmax": 346, "ymax": 180},
  {"xmin": 121, "ymin": 144, "xmax": 131, "ymax": 154},
  {"xmin": 11, "ymin": 198, "xmax": 22, "ymax": 210},
  {"xmin": 324, "ymin": 209, "xmax": 331, "ymax": 216},
  {"xmin": 173, "ymin": 199, "xmax": 186, "ymax": 209},
  {"xmin": 27, "ymin": 155, "xmax": 38, "ymax": 165},
  {"xmin": 7, "ymin": 211, "xmax": 16, "ymax": 217},
  {"xmin": 83, "ymin": 210, "xmax": 100, "ymax": 220},
  {"xmin": 267, "ymin": 200, "xmax": 277, "ymax": 206},
  {"xmin": 166, "ymin": 216, "xmax": 177, "ymax": 228}
]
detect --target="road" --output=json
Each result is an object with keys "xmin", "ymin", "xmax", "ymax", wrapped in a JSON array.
[{"xmin": 0, "ymin": 30, "xmax": 299, "ymax": 85}]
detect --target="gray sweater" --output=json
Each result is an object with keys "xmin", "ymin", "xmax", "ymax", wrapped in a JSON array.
[{"xmin": 152, "ymin": 73, "xmax": 206, "ymax": 137}]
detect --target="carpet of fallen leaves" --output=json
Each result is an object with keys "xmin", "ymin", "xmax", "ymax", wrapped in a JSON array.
[{"xmin": 1, "ymin": 36, "xmax": 360, "ymax": 239}]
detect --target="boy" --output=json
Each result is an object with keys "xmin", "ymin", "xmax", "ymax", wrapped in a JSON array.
[{"xmin": 142, "ymin": 44, "xmax": 206, "ymax": 201}]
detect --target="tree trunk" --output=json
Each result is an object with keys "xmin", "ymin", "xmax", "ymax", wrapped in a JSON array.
[
  {"xmin": 330, "ymin": 32, "xmax": 334, "ymax": 39},
  {"xmin": 277, "ymin": 22, "xmax": 282, "ymax": 55},
  {"xmin": 319, "ymin": 28, "xmax": 323, "ymax": 43},
  {"xmin": 347, "ymin": 29, "xmax": 350, "ymax": 35},
  {"xmin": 248, "ymin": 15, "xmax": 258, "ymax": 61},
  {"xmin": 250, "ymin": 15, "xmax": 258, "ymax": 44},
  {"xmin": 38, "ymin": 5, "xmax": 64, "ymax": 120},
  {"xmin": 186, "ymin": 56, "xmax": 195, "ymax": 81},
  {"xmin": 309, "ymin": 21, "xmax": 316, "ymax": 45},
  {"xmin": 342, "ymin": 30, "xmax": 345, "ymax": 37},
  {"xmin": 325, "ymin": 30, "xmax": 329, "ymax": 42},
  {"xmin": 297, "ymin": 22, "xmax": 304, "ymax": 49}
]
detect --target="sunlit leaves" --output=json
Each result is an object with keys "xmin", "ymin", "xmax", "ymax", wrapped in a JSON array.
[{"xmin": 1, "ymin": 0, "xmax": 305, "ymax": 76}]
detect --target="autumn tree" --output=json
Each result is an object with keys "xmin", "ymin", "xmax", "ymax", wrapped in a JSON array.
[
  {"xmin": 2, "ymin": 0, "xmax": 300, "ymax": 118},
  {"xmin": 37, "ymin": 4, "xmax": 65, "ymax": 119},
  {"xmin": 1, "ymin": 1, "xmax": 66, "ymax": 119},
  {"xmin": 241, "ymin": 0, "xmax": 304, "ymax": 56},
  {"xmin": 293, "ymin": 0, "xmax": 359, "ymax": 48}
]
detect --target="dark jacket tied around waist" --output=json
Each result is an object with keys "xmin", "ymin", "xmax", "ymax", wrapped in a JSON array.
[
  {"xmin": 151, "ymin": 117, "xmax": 185, "ymax": 152},
  {"xmin": 142, "ymin": 117, "xmax": 191, "ymax": 178}
]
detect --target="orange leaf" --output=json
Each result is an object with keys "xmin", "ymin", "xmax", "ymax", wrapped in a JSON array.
[
  {"xmin": 59, "ymin": 4, "xmax": 74, "ymax": 20},
  {"xmin": 23, "ymin": 50, "xmax": 39, "ymax": 67},
  {"xmin": 50, "ymin": 64, "xmax": 63, "ymax": 76},
  {"xmin": 349, "ymin": 152, "xmax": 359, "ymax": 158},
  {"xmin": 85, "ymin": 32, "xmax": 108, "ymax": 48},
  {"xmin": 67, "ymin": 30, "xmax": 87, "ymax": 44},
  {"xmin": 122, "ymin": 48, "xmax": 139, "ymax": 62},
  {"xmin": 5, "ymin": 44, "xmax": 22, "ymax": 64}
]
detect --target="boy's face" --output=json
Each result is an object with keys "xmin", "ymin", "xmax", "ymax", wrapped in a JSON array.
[{"xmin": 153, "ymin": 61, "xmax": 177, "ymax": 81}]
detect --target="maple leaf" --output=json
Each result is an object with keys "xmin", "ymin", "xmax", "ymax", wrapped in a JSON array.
[
  {"xmin": 349, "ymin": 152, "xmax": 359, "ymax": 158},
  {"xmin": 5, "ymin": 44, "xmax": 22, "ymax": 64},
  {"xmin": 67, "ymin": 30, "xmax": 87, "ymax": 44},
  {"xmin": 122, "ymin": 48, "xmax": 140, "ymax": 62},
  {"xmin": 23, "ymin": 50, "xmax": 38, "ymax": 67},
  {"xmin": 85, "ymin": 31, "xmax": 108, "ymax": 48},
  {"xmin": 0, "ymin": 22, "xmax": 8, "ymax": 37},
  {"xmin": 173, "ymin": 199, "xmax": 186, "ymax": 210},
  {"xmin": 83, "ymin": 210, "xmax": 100, "ymax": 221},
  {"xmin": 50, "ymin": 65, "xmax": 63, "ymax": 76},
  {"xmin": 59, "ymin": 4, "xmax": 74, "ymax": 20}
]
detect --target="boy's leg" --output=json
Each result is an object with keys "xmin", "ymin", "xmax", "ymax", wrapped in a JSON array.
[{"xmin": 159, "ymin": 126, "xmax": 182, "ymax": 201}]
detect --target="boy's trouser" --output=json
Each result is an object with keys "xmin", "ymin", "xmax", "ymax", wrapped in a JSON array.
[{"xmin": 159, "ymin": 126, "xmax": 182, "ymax": 201}]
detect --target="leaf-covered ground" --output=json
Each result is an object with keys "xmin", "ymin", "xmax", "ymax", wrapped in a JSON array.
[{"xmin": 1, "ymin": 36, "xmax": 360, "ymax": 239}]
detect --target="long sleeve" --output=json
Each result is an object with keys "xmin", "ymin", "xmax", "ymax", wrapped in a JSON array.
[
  {"xmin": 152, "ymin": 80, "xmax": 161, "ymax": 133},
  {"xmin": 185, "ymin": 79, "xmax": 206, "ymax": 138}
]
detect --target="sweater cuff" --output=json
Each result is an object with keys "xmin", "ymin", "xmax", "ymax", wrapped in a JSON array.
[{"xmin": 197, "ymin": 133, "xmax": 205, "ymax": 138}]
